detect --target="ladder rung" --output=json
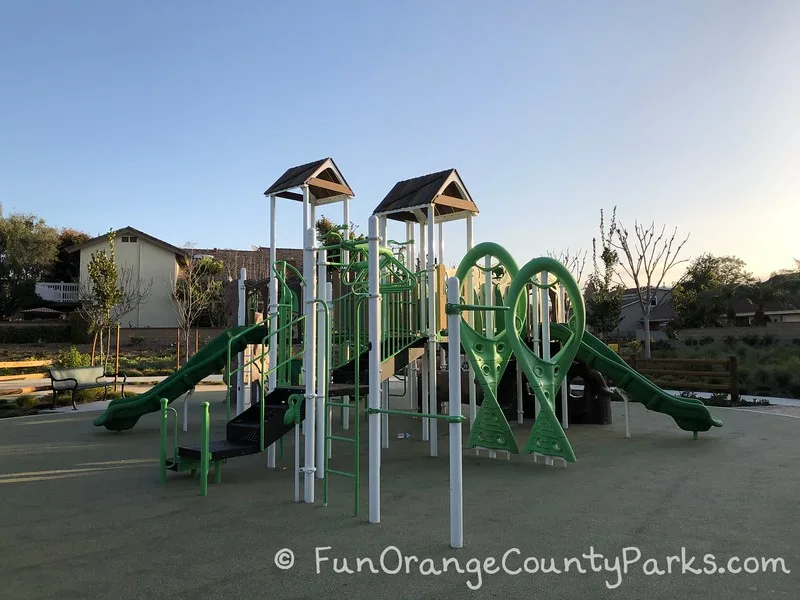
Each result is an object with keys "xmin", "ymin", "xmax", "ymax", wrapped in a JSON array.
[
  {"xmin": 327, "ymin": 434, "xmax": 355, "ymax": 443},
  {"xmin": 327, "ymin": 469, "xmax": 355, "ymax": 478},
  {"xmin": 327, "ymin": 401, "xmax": 352, "ymax": 408}
]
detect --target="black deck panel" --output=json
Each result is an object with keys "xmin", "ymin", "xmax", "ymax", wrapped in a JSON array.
[{"xmin": 177, "ymin": 440, "xmax": 260, "ymax": 461}]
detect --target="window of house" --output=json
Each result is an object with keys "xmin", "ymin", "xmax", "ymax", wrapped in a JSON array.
[{"xmin": 120, "ymin": 236, "xmax": 138, "ymax": 243}]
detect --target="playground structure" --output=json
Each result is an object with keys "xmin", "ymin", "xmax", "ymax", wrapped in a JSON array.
[{"xmin": 94, "ymin": 158, "xmax": 723, "ymax": 548}]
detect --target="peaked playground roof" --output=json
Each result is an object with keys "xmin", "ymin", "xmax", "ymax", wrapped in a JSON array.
[
  {"xmin": 372, "ymin": 169, "xmax": 478, "ymax": 223},
  {"xmin": 263, "ymin": 157, "xmax": 354, "ymax": 205}
]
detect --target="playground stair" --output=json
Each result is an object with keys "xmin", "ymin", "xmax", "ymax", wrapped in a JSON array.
[
  {"xmin": 331, "ymin": 335, "xmax": 427, "ymax": 385},
  {"xmin": 172, "ymin": 337, "xmax": 426, "ymax": 469}
]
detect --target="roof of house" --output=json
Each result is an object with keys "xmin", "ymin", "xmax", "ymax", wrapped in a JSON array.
[
  {"xmin": 65, "ymin": 226, "xmax": 187, "ymax": 256},
  {"xmin": 263, "ymin": 157, "xmax": 354, "ymax": 204},
  {"xmin": 372, "ymin": 168, "xmax": 479, "ymax": 223}
]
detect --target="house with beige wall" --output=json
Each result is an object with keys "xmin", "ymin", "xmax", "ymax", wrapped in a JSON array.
[
  {"xmin": 67, "ymin": 226, "xmax": 186, "ymax": 328},
  {"xmin": 57, "ymin": 226, "xmax": 306, "ymax": 329}
]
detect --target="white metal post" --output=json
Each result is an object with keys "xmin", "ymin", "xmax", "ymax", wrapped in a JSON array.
[
  {"xmin": 367, "ymin": 216, "xmax": 382, "ymax": 524},
  {"xmin": 315, "ymin": 248, "xmax": 327, "ymax": 479},
  {"xmin": 236, "ymin": 268, "xmax": 247, "ymax": 416},
  {"xmin": 267, "ymin": 194, "xmax": 278, "ymax": 468},
  {"xmin": 531, "ymin": 274, "xmax": 541, "ymax": 419},
  {"xmin": 419, "ymin": 220, "xmax": 429, "ymax": 442},
  {"xmin": 541, "ymin": 272, "xmax": 552, "ymax": 466},
  {"xmin": 405, "ymin": 221, "xmax": 415, "ymax": 413},
  {"xmin": 326, "ymin": 281, "xmax": 333, "ymax": 458},
  {"xmin": 466, "ymin": 215, "xmax": 476, "ymax": 429},
  {"xmin": 301, "ymin": 185, "xmax": 317, "ymax": 503},
  {"xmin": 427, "ymin": 204, "xmax": 438, "ymax": 457},
  {"xmin": 379, "ymin": 216, "xmax": 390, "ymax": 448},
  {"xmin": 381, "ymin": 380, "xmax": 390, "ymax": 447},
  {"xmin": 341, "ymin": 197, "xmax": 351, "ymax": 431},
  {"xmin": 446, "ymin": 276, "xmax": 464, "ymax": 549},
  {"xmin": 483, "ymin": 255, "xmax": 496, "ymax": 459},
  {"xmin": 438, "ymin": 221, "xmax": 446, "ymax": 371},
  {"xmin": 558, "ymin": 283, "xmax": 569, "ymax": 430}
]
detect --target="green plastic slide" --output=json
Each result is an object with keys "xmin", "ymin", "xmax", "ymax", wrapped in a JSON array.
[
  {"xmin": 93, "ymin": 324, "xmax": 268, "ymax": 432},
  {"xmin": 549, "ymin": 323, "xmax": 723, "ymax": 432}
]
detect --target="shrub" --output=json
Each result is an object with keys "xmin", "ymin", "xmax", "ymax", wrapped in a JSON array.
[
  {"xmin": 723, "ymin": 335, "xmax": 737, "ymax": 347},
  {"xmin": 651, "ymin": 339, "xmax": 673, "ymax": 352},
  {"xmin": 54, "ymin": 346, "xmax": 91, "ymax": 368},
  {"xmin": 742, "ymin": 334, "xmax": 760, "ymax": 347},
  {"xmin": 760, "ymin": 334, "xmax": 777, "ymax": 347},
  {"xmin": 15, "ymin": 394, "xmax": 41, "ymax": 409},
  {"xmin": 68, "ymin": 311, "xmax": 92, "ymax": 344},
  {"xmin": 699, "ymin": 336, "xmax": 715, "ymax": 346},
  {"xmin": 129, "ymin": 335, "xmax": 145, "ymax": 347},
  {"xmin": 792, "ymin": 338, "xmax": 800, "ymax": 347}
]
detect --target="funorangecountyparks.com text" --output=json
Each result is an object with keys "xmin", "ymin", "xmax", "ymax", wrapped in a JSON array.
[{"xmin": 272, "ymin": 545, "xmax": 792, "ymax": 591}]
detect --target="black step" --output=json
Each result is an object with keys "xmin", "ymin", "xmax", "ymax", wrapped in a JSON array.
[{"xmin": 178, "ymin": 440, "xmax": 260, "ymax": 460}]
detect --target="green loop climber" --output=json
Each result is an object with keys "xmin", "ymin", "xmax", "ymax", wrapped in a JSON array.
[
  {"xmin": 454, "ymin": 242, "xmax": 527, "ymax": 454},
  {"xmin": 505, "ymin": 256, "xmax": 587, "ymax": 462}
]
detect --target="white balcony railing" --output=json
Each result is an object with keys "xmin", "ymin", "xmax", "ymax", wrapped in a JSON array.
[{"xmin": 35, "ymin": 282, "xmax": 79, "ymax": 303}]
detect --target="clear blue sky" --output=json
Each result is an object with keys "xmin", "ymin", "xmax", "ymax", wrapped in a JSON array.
[{"xmin": 1, "ymin": 1, "xmax": 798, "ymax": 281}]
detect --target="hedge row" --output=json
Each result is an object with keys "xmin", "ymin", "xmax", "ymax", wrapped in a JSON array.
[{"xmin": 0, "ymin": 324, "xmax": 72, "ymax": 344}]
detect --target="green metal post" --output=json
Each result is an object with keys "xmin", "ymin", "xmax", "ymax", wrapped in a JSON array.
[
  {"xmin": 159, "ymin": 398, "xmax": 168, "ymax": 484},
  {"xmin": 200, "ymin": 401, "xmax": 210, "ymax": 496}
]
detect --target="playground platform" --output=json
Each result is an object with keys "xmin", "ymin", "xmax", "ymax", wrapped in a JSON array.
[{"xmin": 1, "ymin": 390, "xmax": 798, "ymax": 599}]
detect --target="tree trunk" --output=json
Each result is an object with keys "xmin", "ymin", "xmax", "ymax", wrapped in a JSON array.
[
  {"xmin": 643, "ymin": 315, "xmax": 652, "ymax": 359},
  {"xmin": 91, "ymin": 332, "xmax": 98, "ymax": 365},
  {"xmin": 184, "ymin": 328, "xmax": 192, "ymax": 365},
  {"xmin": 98, "ymin": 329, "xmax": 104, "ymax": 368},
  {"xmin": 105, "ymin": 326, "xmax": 113, "ymax": 372}
]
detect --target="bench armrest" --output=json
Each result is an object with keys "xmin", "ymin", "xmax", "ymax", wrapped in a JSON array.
[
  {"xmin": 97, "ymin": 372, "xmax": 128, "ymax": 384},
  {"xmin": 49, "ymin": 376, "xmax": 79, "ymax": 390}
]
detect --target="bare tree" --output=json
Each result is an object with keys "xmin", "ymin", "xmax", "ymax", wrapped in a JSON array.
[
  {"xmin": 546, "ymin": 248, "xmax": 588, "ymax": 320},
  {"xmin": 610, "ymin": 220, "xmax": 690, "ymax": 358},
  {"xmin": 547, "ymin": 248, "xmax": 588, "ymax": 285},
  {"xmin": 169, "ymin": 246, "xmax": 224, "ymax": 364}
]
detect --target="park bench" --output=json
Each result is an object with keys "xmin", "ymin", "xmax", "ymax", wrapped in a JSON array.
[{"xmin": 48, "ymin": 366, "xmax": 127, "ymax": 410}]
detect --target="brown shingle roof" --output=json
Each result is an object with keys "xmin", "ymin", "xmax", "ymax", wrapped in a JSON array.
[
  {"xmin": 263, "ymin": 157, "xmax": 354, "ymax": 202},
  {"xmin": 65, "ymin": 226, "xmax": 186, "ymax": 256},
  {"xmin": 372, "ymin": 169, "xmax": 478, "ymax": 222}
]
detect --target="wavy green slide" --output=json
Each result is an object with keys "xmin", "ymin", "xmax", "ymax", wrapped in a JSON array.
[
  {"xmin": 94, "ymin": 324, "xmax": 268, "ymax": 432},
  {"xmin": 550, "ymin": 324, "xmax": 723, "ymax": 432}
]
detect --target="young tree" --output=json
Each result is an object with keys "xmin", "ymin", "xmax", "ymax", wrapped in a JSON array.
[
  {"xmin": 315, "ymin": 216, "xmax": 364, "ymax": 269},
  {"xmin": 610, "ymin": 217, "xmax": 690, "ymax": 358},
  {"xmin": 0, "ymin": 212, "xmax": 60, "ymax": 317},
  {"xmin": 78, "ymin": 233, "xmax": 153, "ymax": 367},
  {"xmin": 583, "ymin": 208, "xmax": 624, "ymax": 340},
  {"xmin": 170, "ymin": 247, "xmax": 225, "ymax": 363}
]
